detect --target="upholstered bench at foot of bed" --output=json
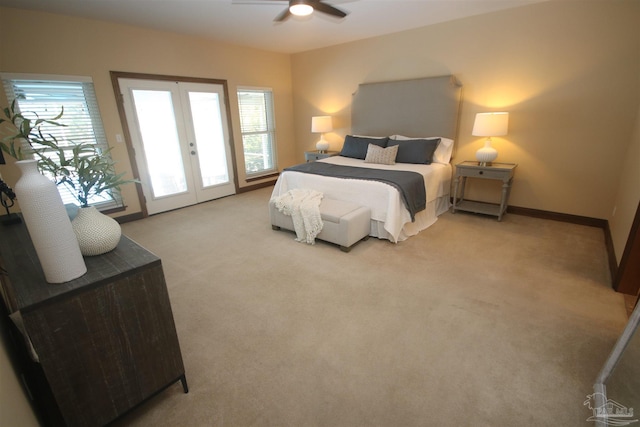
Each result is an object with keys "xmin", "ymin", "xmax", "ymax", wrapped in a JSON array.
[{"xmin": 269, "ymin": 198, "xmax": 371, "ymax": 252}]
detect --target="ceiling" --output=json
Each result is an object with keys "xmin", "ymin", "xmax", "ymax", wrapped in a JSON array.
[{"xmin": 0, "ymin": 0, "xmax": 545, "ymax": 54}]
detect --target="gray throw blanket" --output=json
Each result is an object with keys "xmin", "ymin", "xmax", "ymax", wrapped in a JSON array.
[{"xmin": 285, "ymin": 162, "xmax": 426, "ymax": 221}]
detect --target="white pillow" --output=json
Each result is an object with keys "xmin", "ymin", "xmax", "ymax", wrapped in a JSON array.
[{"xmin": 390, "ymin": 135, "xmax": 454, "ymax": 164}]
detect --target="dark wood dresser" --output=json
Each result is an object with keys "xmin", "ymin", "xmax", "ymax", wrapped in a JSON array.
[{"xmin": 0, "ymin": 220, "xmax": 187, "ymax": 426}]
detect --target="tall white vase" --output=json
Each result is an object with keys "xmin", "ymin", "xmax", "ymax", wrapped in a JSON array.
[
  {"xmin": 14, "ymin": 160, "xmax": 87, "ymax": 284},
  {"xmin": 72, "ymin": 206, "xmax": 121, "ymax": 256}
]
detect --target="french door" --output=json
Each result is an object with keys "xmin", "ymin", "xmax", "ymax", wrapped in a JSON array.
[{"xmin": 118, "ymin": 78, "xmax": 235, "ymax": 215}]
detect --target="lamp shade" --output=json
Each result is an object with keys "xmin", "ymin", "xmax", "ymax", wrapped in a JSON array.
[
  {"xmin": 472, "ymin": 112, "xmax": 509, "ymax": 137},
  {"xmin": 311, "ymin": 116, "xmax": 332, "ymax": 152},
  {"xmin": 311, "ymin": 116, "xmax": 332, "ymax": 133}
]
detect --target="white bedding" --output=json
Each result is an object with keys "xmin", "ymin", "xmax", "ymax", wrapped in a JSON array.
[{"xmin": 270, "ymin": 156, "xmax": 452, "ymax": 243}]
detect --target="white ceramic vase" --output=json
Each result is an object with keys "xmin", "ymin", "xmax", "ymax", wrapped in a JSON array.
[
  {"xmin": 14, "ymin": 160, "xmax": 87, "ymax": 283},
  {"xmin": 72, "ymin": 206, "xmax": 122, "ymax": 256}
]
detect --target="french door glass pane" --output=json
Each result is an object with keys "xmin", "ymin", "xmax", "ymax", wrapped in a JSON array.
[
  {"xmin": 188, "ymin": 92, "xmax": 229, "ymax": 187},
  {"xmin": 132, "ymin": 89, "xmax": 187, "ymax": 198}
]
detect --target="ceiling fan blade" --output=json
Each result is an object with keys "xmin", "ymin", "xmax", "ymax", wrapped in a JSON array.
[
  {"xmin": 274, "ymin": 7, "xmax": 292, "ymax": 22},
  {"xmin": 312, "ymin": 1, "xmax": 348, "ymax": 18}
]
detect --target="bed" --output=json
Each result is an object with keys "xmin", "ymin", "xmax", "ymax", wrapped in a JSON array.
[{"xmin": 271, "ymin": 75, "xmax": 463, "ymax": 243}]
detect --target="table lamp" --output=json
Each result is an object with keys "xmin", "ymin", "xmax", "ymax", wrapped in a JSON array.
[
  {"xmin": 472, "ymin": 112, "xmax": 509, "ymax": 166},
  {"xmin": 312, "ymin": 115, "xmax": 332, "ymax": 153}
]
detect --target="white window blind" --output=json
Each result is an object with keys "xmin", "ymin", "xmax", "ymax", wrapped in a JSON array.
[
  {"xmin": 2, "ymin": 75, "xmax": 123, "ymax": 210},
  {"xmin": 237, "ymin": 88, "xmax": 277, "ymax": 176}
]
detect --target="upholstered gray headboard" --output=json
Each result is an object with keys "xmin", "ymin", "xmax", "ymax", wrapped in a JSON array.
[{"xmin": 351, "ymin": 75, "xmax": 463, "ymax": 140}]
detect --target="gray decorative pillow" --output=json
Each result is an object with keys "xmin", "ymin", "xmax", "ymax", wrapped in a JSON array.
[
  {"xmin": 340, "ymin": 135, "xmax": 389, "ymax": 159},
  {"xmin": 387, "ymin": 138, "xmax": 441, "ymax": 164},
  {"xmin": 364, "ymin": 143, "xmax": 398, "ymax": 165}
]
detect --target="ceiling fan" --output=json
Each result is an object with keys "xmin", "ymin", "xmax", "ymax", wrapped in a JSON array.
[{"xmin": 237, "ymin": 0, "xmax": 349, "ymax": 22}]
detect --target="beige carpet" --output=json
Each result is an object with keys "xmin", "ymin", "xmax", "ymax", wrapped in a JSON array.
[{"xmin": 114, "ymin": 186, "xmax": 627, "ymax": 427}]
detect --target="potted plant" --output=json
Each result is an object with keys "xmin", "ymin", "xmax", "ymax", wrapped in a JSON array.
[
  {"xmin": 35, "ymin": 140, "xmax": 133, "ymax": 209},
  {"xmin": 35, "ymin": 139, "xmax": 139, "ymax": 255},
  {"xmin": 1, "ymin": 99, "xmax": 137, "ymax": 256}
]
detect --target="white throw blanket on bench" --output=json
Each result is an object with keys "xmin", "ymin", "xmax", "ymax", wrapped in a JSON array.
[{"xmin": 272, "ymin": 189, "xmax": 323, "ymax": 244}]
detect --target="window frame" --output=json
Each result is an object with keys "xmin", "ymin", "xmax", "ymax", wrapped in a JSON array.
[
  {"xmin": 1, "ymin": 73, "xmax": 124, "ymax": 211},
  {"xmin": 237, "ymin": 86, "xmax": 278, "ymax": 178}
]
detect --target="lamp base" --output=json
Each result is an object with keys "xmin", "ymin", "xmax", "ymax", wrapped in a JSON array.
[
  {"xmin": 0, "ymin": 192, "xmax": 19, "ymax": 225},
  {"xmin": 316, "ymin": 137, "xmax": 330, "ymax": 153},
  {"xmin": 1, "ymin": 213, "xmax": 22, "ymax": 226},
  {"xmin": 476, "ymin": 139, "xmax": 498, "ymax": 166}
]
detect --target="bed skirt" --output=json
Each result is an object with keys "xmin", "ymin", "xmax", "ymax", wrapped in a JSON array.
[{"xmin": 370, "ymin": 194, "xmax": 450, "ymax": 242}]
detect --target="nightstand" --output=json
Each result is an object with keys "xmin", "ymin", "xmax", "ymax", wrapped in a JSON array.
[
  {"xmin": 304, "ymin": 150, "xmax": 339, "ymax": 162},
  {"xmin": 452, "ymin": 161, "xmax": 517, "ymax": 221}
]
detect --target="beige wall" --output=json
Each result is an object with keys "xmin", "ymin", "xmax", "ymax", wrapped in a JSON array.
[
  {"xmin": 0, "ymin": 6, "xmax": 296, "ymax": 218},
  {"xmin": 291, "ymin": 0, "xmax": 640, "ymax": 222}
]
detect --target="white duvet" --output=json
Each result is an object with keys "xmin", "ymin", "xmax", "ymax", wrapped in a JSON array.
[{"xmin": 270, "ymin": 156, "xmax": 452, "ymax": 243}]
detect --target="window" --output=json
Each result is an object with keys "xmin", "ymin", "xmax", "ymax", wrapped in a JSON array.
[
  {"xmin": 237, "ymin": 88, "xmax": 277, "ymax": 177},
  {"xmin": 2, "ymin": 74, "xmax": 122, "ymax": 210}
]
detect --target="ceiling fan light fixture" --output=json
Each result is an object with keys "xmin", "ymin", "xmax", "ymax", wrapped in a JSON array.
[{"xmin": 289, "ymin": 1, "xmax": 314, "ymax": 17}]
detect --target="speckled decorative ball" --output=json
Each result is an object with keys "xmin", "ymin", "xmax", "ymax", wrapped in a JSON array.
[{"xmin": 72, "ymin": 206, "xmax": 122, "ymax": 256}]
